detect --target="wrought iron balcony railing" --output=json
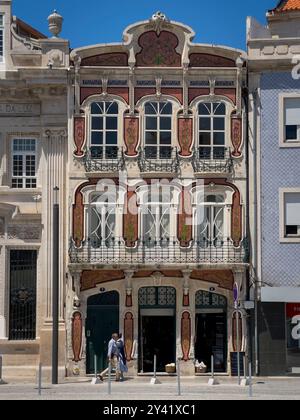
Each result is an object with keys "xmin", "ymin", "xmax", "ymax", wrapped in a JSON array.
[
  {"xmin": 138, "ymin": 147, "xmax": 180, "ymax": 173},
  {"xmin": 192, "ymin": 148, "xmax": 233, "ymax": 174},
  {"xmin": 69, "ymin": 237, "xmax": 249, "ymax": 266},
  {"xmin": 84, "ymin": 148, "xmax": 125, "ymax": 173}
]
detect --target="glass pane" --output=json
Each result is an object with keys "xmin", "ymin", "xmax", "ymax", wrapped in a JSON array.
[
  {"xmin": 213, "ymin": 148, "xmax": 225, "ymax": 159},
  {"xmin": 91, "ymin": 102, "xmax": 104, "ymax": 115},
  {"xmin": 200, "ymin": 118, "xmax": 211, "ymax": 131},
  {"xmin": 92, "ymin": 117, "xmax": 103, "ymax": 130},
  {"xmin": 214, "ymin": 103, "xmax": 226, "ymax": 115},
  {"xmin": 213, "ymin": 132, "xmax": 225, "ymax": 145},
  {"xmin": 160, "ymin": 102, "xmax": 172, "ymax": 115},
  {"xmin": 160, "ymin": 132, "xmax": 171, "ymax": 145},
  {"xmin": 160, "ymin": 147, "xmax": 172, "ymax": 159},
  {"xmin": 160, "ymin": 117, "xmax": 172, "ymax": 130},
  {"xmin": 214, "ymin": 118, "xmax": 225, "ymax": 131},
  {"xmin": 13, "ymin": 156, "xmax": 23, "ymax": 176},
  {"xmin": 91, "ymin": 147, "xmax": 103, "ymax": 159},
  {"xmin": 198, "ymin": 103, "xmax": 211, "ymax": 115},
  {"xmin": 145, "ymin": 147, "xmax": 157, "ymax": 159},
  {"xmin": 199, "ymin": 147, "xmax": 211, "ymax": 160},
  {"xmin": 106, "ymin": 102, "xmax": 119, "ymax": 115},
  {"xmin": 106, "ymin": 117, "xmax": 118, "ymax": 130},
  {"xmin": 91, "ymin": 132, "xmax": 103, "ymax": 145},
  {"xmin": 145, "ymin": 102, "xmax": 158, "ymax": 115},
  {"xmin": 145, "ymin": 132, "xmax": 157, "ymax": 145},
  {"xmin": 199, "ymin": 133, "xmax": 211, "ymax": 145},
  {"xmin": 286, "ymin": 125, "xmax": 298, "ymax": 141},
  {"xmin": 26, "ymin": 156, "xmax": 35, "ymax": 176},
  {"xmin": 106, "ymin": 147, "xmax": 118, "ymax": 159},
  {"xmin": 146, "ymin": 117, "xmax": 157, "ymax": 130},
  {"xmin": 106, "ymin": 132, "xmax": 118, "ymax": 145}
]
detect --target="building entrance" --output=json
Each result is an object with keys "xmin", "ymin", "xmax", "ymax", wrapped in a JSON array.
[
  {"xmin": 194, "ymin": 291, "xmax": 228, "ymax": 373},
  {"xmin": 86, "ymin": 291, "xmax": 119, "ymax": 374},
  {"xmin": 138, "ymin": 287, "xmax": 176, "ymax": 373}
]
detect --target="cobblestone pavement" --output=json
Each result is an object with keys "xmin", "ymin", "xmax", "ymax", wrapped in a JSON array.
[{"xmin": 0, "ymin": 377, "xmax": 300, "ymax": 400}]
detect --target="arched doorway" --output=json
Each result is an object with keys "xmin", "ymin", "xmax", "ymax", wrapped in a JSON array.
[
  {"xmin": 139, "ymin": 287, "xmax": 176, "ymax": 373},
  {"xmin": 86, "ymin": 291, "xmax": 119, "ymax": 374},
  {"xmin": 195, "ymin": 290, "xmax": 227, "ymax": 373}
]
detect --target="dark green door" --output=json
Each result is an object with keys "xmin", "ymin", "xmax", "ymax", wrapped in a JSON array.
[{"xmin": 86, "ymin": 291, "xmax": 119, "ymax": 374}]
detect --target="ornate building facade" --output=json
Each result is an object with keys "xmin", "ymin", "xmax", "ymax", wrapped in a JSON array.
[{"xmin": 0, "ymin": 0, "xmax": 249, "ymax": 379}]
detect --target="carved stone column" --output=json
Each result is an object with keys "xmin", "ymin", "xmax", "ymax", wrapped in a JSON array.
[
  {"xmin": 182, "ymin": 269, "xmax": 192, "ymax": 307},
  {"xmin": 125, "ymin": 269, "xmax": 135, "ymax": 307}
]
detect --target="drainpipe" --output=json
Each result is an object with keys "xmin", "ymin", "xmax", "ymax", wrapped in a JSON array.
[{"xmin": 242, "ymin": 71, "xmax": 253, "ymax": 371}]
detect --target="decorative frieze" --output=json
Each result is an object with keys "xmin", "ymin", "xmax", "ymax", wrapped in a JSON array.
[
  {"xmin": 7, "ymin": 224, "xmax": 41, "ymax": 240},
  {"xmin": 178, "ymin": 118, "xmax": 193, "ymax": 157},
  {"xmin": 123, "ymin": 190, "xmax": 139, "ymax": 248},
  {"xmin": 0, "ymin": 103, "xmax": 41, "ymax": 116},
  {"xmin": 124, "ymin": 117, "xmax": 139, "ymax": 157},
  {"xmin": 124, "ymin": 312, "xmax": 134, "ymax": 362},
  {"xmin": 81, "ymin": 53, "xmax": 129, "ymax": 67},
  {"xmin": 181, "ymin": 312, "xmax": 191, "ymax": 361},
  {"xmin": 136, "ymin": 31, "xmax": 181, "ymax": 67},
  {"xmin": 231, "ymin": 115, "xmax": 243, "ymax": 158},
  {"xmin": 73, "ymin": 117, "xmax": 86, "ymax": 157},
  {"xmin": 72, "ymin": 312, "xmax": 83, "ymax": 363},
  {"xmin": 189, "ymin": 53, "xmax": 236, "ymax": 68}
]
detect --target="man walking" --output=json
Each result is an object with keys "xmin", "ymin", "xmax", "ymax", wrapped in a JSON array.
[{"xmin": 99, "ymin": 333, "xmax": 121, "ymax": 382}]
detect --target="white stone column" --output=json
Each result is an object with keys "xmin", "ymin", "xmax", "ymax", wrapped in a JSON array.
[{"xmin": 41, "ymin": 128, "xmax": 67, "ymax": 322}]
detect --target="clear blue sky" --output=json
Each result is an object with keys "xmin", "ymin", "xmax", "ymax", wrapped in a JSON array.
[{"xmin": 13, "ymin": 0, "xmax": 277, "ymax": 50}]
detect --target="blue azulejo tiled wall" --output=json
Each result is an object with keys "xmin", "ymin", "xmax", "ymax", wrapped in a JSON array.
[{"xmin": 260, "ymin": 72, "xmax": 300, "ymax": 287}]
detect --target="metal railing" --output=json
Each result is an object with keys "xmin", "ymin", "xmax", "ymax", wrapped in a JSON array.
[
  {"xmin": 192, "ymin": 148, "xmax": 233, "ymax": 174},
  {"xmin": 84, "ymin": 149, "xmax": 125, "ymax": 173},
  {"xmin": 138, "ymin": 148, "xmax": 180, "ymax": 173},
  {"xmin": 69, "ymin": 237, "xmax": 249, "ymax": 265}
]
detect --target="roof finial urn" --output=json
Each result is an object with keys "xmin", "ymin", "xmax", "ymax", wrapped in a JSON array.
[{"xmin": 47, "ymin": 10, "xmax": 63, "ymax": 38}]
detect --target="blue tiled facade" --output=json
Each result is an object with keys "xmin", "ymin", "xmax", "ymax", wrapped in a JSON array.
[{"xmin": 260, "ymin": 72, "xmax": 300, "ymax": 287}]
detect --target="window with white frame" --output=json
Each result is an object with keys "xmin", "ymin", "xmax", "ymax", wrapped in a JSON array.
[
  {"xmin": 144, "ymin": 101, "xmax": 173, "ymax": 160},
  {"xmin": 140, "ymin": 187, "xmax": 174, "ymax": 246},
  {"xmin": 89, "ymin": 194, "xmax": 117, "ymax": 248},
  {"xmin": 0, "ymin": 14, "xmax": 4, "ymax": 63},
  {"xmin": 12, "ymin": 139, "xmax": 37, "ymax": 189},
  {"xmin": 90, "ymin": 101, "xmax": 119, "ymax": 159},
  {"xmin": 284, "ymin": 193, "xmax": 300, "ymax": 238},
  {"xmin": 284, "ymin": 98, "xmax": 300, "ymax": 143},
  {"xmin": 198, "ymin": 102, "xmax": 226, "ymax": 160},
  {"xmin": 195, "ymin": 194, "xmax": 225, "ymax": 247}
]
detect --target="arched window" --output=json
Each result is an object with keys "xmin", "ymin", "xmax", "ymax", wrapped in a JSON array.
[
  {"xmin": 195, "ymin": 194, "xmax": 225, "ymax": 247},
  {"xmin": 90, "ymin": 101, "xmax": 119, "ymax": 160},
  {"xmin": 144, "ymin": 101, "xmax": 173, "ymax": 160},
  {"xmin": 89, "ymin": 194, "xmax": 116, "ymax": 248},
  {"xmin": 198, "ymin": 102, "xmax": 226, "ymax": 160}
]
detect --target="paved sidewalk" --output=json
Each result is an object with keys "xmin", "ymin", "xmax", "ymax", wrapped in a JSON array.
[{"xmin": 0, "ymin": 376, "xmax": 300, "ymax": 400}]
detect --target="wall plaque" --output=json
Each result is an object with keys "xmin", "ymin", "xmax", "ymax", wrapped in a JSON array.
[{"xmin": 0, "ymin": 103, "xmax": 41, "ymax": 116}]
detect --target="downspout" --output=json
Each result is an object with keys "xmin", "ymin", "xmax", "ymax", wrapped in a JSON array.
[{"xmin": 242, "ymin": 70, "xmax": 253, "ymax": 370}]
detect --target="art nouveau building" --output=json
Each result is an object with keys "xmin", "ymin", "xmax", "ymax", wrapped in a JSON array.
[{"xmin": 0, "ymin": 0, "xmax": 248, "ymax": 379}]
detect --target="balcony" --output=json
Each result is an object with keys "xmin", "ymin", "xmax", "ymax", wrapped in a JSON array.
[
  {"xmin": 69, "ymin": 237, "xmax": 249, "ymax": 267},
  {"xmin": 84, "ymin": 148, "xmax": 125, "ymax": 173},
  {"xmin": 192, "ymin": 148, "xmax": 233, "ymax": 175},
  {"xmin": 138, "ymin": 148, "xmax": 179, "ymax": 174}
]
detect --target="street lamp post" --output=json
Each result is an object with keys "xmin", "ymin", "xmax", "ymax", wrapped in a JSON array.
[{"xmin": 52, "ymin": 186, "xmax": 59, "ymax": 385}]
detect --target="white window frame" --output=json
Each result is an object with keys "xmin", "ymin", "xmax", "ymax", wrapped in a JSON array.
[
  {"xmin": 279, "ymin": 93, "xmax": 300, "ymax": 148},
  {"xmin": 279, "ymin": 188, "xmax": 300, "ymax": 243},
  {"xmin": 0, "ymin": 14, "xmax": 4, "ymax": 64},
  {"xmin": 137, "ymin": 96, "xmax": 181, "ymax": 160},
  {"xmin": 197, "ymin": 101, "xmax": 227, "ymax": 160},
  {"xmin": 191, "ymin": 96, "xmax": 234, "ymax": 158},
  {"xmin": 11, "ymin": 138, "xmax": 37, "ymax": 189}
]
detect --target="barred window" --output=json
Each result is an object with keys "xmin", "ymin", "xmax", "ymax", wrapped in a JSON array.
[
  {"xmin": 90, "ymin": 101, "xmax": 119, "ymax": 160},
  {"xmin": 12, "ymin": 139, "xmax": 37, "ymax": 189},
  {"xmin": 9, "ymin": 250, "xmax": 37, "ymax": 341},
  {"xmin": 0, "ymin": 14, "xmax": 4, "ymax": 63}
]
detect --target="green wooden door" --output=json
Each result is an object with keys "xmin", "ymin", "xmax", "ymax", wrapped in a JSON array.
[{"xmin": 86, "ymin": 292, "xmax": 119, "ymax": 374}]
